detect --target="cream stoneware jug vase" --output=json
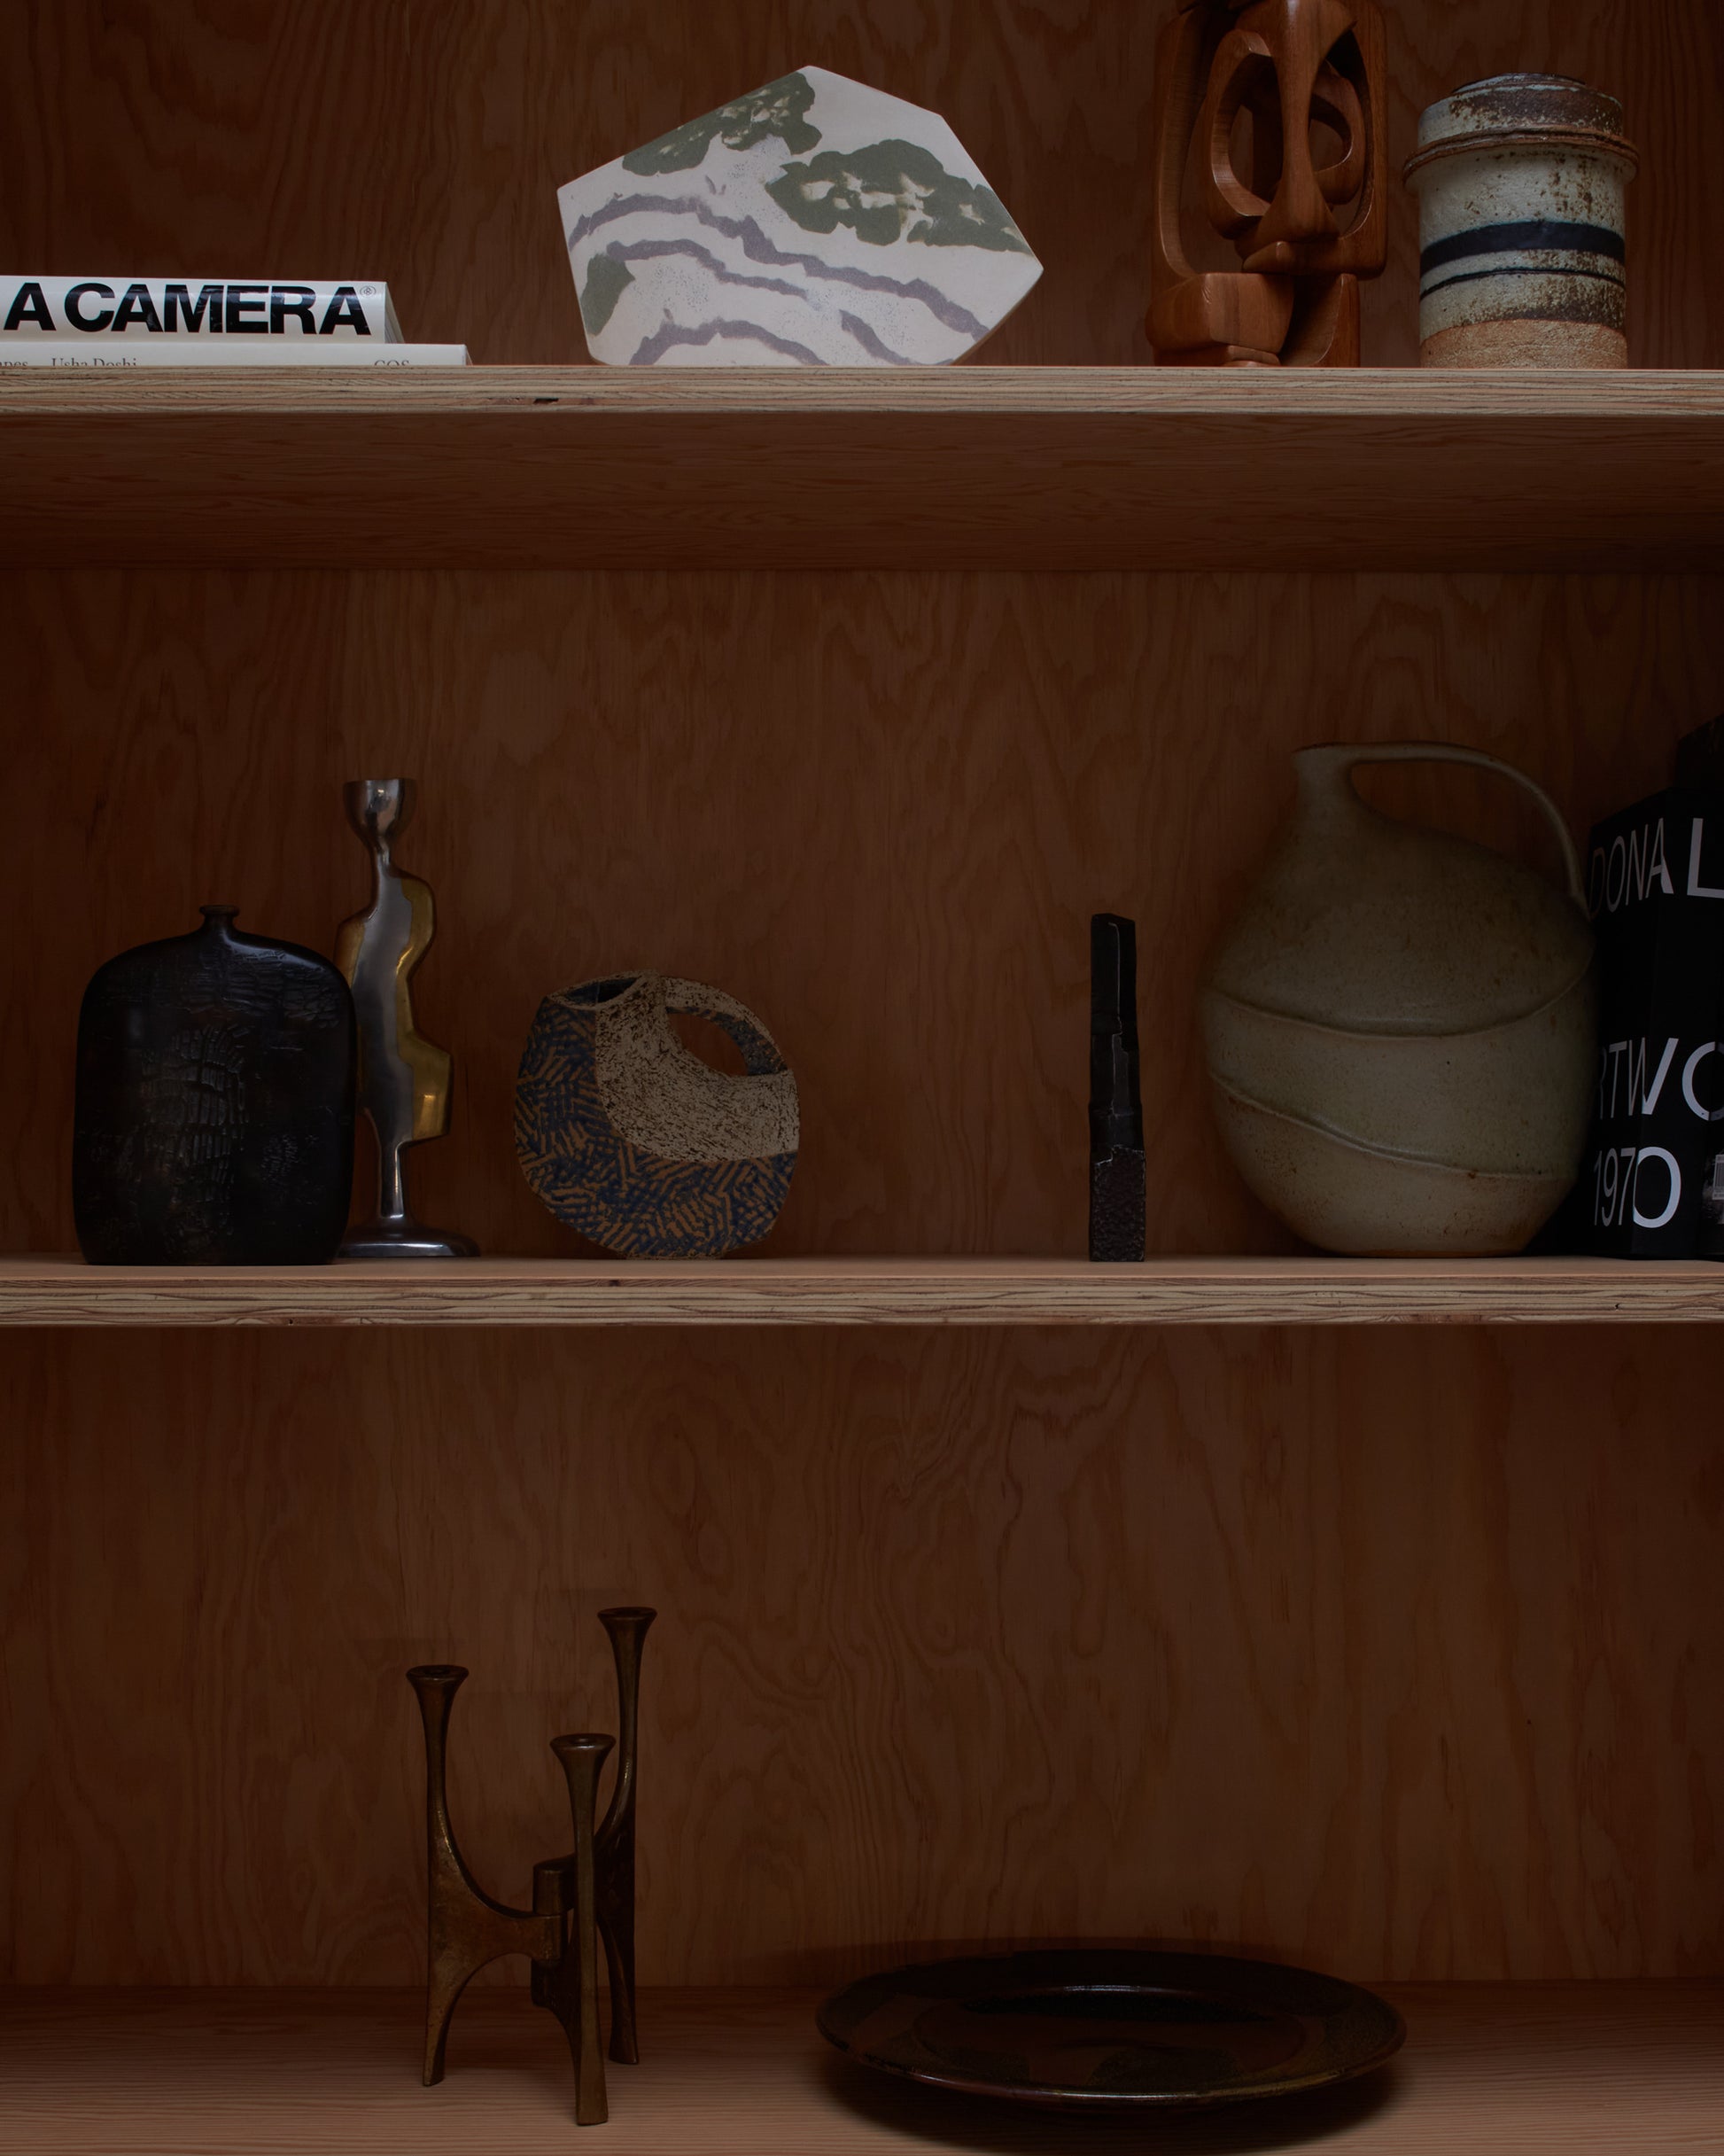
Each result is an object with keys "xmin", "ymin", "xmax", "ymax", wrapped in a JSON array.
[{"xmin": 1201, "ymin": 743, "xmax": 1596, "ymax": 1256}]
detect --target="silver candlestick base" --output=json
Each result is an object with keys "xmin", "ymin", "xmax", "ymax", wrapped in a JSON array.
[{"xmin": 340, "ymin": 1217, "xmax": 478, "ymax": 1261}]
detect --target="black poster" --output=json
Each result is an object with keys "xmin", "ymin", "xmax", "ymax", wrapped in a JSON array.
[{"xmin": 1571, "ymin": 789, "xmax": 1724, "ymax": 1256}]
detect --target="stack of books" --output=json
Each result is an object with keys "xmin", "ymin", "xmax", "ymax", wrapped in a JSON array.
[{"xmin": 0, "ymin": 276, "xmax": 467, "ymax": 367}]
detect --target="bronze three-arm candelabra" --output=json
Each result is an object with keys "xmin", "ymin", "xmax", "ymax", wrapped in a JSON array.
[{"xmin": 407, "ymin": 1606, "xmax": 654, "ymax": 2127}]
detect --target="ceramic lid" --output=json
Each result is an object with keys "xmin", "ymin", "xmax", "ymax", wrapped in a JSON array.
[{"xmin": 1411, "ymin": 74, "xmax": 1636, "ymax": 168}]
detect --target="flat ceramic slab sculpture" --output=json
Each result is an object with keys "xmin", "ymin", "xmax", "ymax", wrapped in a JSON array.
[{"xmin": 558, "ymin": 66, "xmax": 1042, "ymax": 365}]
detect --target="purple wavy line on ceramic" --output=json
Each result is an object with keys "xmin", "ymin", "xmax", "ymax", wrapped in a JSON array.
[
  {"xmin": 602, "ymin": 237, "xmax": 805, "ymax": 301},
  {"xmin": 568, "ymin": 192, "xmax": 989, "ymax": 337},
  {"xmin": 629, "ymin": 317, "xmax": 831, "ymax": 365},
  {"xmin": 837, "ymin": 310, "xmax": 913, "ymax": 365}
]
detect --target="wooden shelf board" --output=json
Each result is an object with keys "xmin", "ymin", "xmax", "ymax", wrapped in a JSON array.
[
  {"xmin": 4, "ymin": 368, "xmax": 1723, "ymax": 572},
  {"xmin": 3, "ymin": 1254, "xmax": 1723, "ymax": 1327},
  {"xmin": 4, "ymin": 1982, "xmax": 1721, "ymax": 2153}
]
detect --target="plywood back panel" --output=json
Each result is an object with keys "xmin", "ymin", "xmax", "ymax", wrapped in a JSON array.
[
  {"xmin": 3, "ymin": 564, "xmax": 1724, "ymax": 1986},
  {"xmin": 4, "ymin": 568, "xmax": 1721, "ymax": 1259},
  {"xmin": 0, "ymin": 0, "xmax": 1718, "ymax": 368},
  {"xmin": 4, "ymin": 0, "xmax": 1724, "ymax": 1998},
  {"xmin": 4, "ymin": 1320, "xmax": 1723, "ymax": 1987}
]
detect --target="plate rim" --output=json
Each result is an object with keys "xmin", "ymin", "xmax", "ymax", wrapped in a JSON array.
[{"xmin": 816, "ymin": 1945, "xmax": 1408, "ymax": 2113}]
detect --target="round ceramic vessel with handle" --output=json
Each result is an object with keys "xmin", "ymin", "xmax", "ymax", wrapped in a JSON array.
[{"xmin": 1202, "ymin": 743, "xmax": 1596, "ymax": 1256}]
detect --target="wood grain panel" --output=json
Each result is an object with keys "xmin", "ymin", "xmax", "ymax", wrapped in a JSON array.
[
  {"xmin": 3, "ymin": 1324, "xmax": 1723, "ymax": 1987},
  {"xmin": 6, "ymin": 564, "xmax": 1721, "ymax": 1988},
  {"xmin": 8, "ymin": 1256, "xmax": 1724, "ymax": 1328},
  {"xmin": 0, "ymin": 1, "xmax": 1717, "ymax": 370},
  {"xmin": 4, "ymin": 567, "xmax": 1722, "ymax": 1263},
  {"xmin": 8, "ymin": 371, "xmax": 1724, "ymax": 573},
  {"xmin": 5, "ymin": 1984, "xmax": 1724, "ymax": 2153},
  {"xmin": 5, "ymin": 0, "xmax": 1724, "ymax": 2022}
]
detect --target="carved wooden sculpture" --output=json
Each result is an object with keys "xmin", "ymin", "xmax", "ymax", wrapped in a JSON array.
[
  {"xmin": 406, "ymin": 1607, "xmax": 655, "ymax": 2128},
  {"xmin": 1149, "ymin": 0, "xmax": 1386, "ymax": 367}
]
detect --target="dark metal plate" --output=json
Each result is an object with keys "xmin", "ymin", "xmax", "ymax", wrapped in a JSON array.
[{"xmin": 818, "ymin": 1949, "xmax": 1405, "ymax": 2111}]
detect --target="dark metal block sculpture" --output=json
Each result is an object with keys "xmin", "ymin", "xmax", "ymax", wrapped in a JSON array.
[
  {"xmin": 1090, "ymin": 915, "xmax": 1146, "ymax": 1263},
  {"xmin": 407, "ymin": 1607, "xmax": 655, "ymax": 2127}
]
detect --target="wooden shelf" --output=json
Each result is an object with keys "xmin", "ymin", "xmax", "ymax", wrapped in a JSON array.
[
  {"xmin": 4, "ymin": 368, "xmax": 1723, "ymax": 572},
  {"xmin": 4, "ymin": 1982, "xmax": 1720, "ymax": 2152},
  {"xmin": 4, "ymin": 1254, "xmax": 1723, "ymax": 1327}
]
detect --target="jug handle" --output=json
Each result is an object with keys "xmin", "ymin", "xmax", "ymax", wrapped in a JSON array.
[
  {"xmin": 661, "ymin": 977, "xmax": 789, "ymax": 1078},
  {"xmin": 1316, "ymin": 743, "xmax": 1585, "ymax": 907}
]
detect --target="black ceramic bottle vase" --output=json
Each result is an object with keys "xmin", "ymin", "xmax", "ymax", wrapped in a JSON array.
[
  {"xmin": 1089, "ymin": 913, "xmax": 1146, "ymax": 1263},
  {"xmin": 73, "ymin": 906, "xmax": 356, "ymax": 1265}
]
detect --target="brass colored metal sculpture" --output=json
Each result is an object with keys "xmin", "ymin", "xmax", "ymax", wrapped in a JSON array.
[
  {"xmin": 407, "ymin": 1607, "xmax": 655, "ymax": 2128},
  {"xmin": 337, "ymin": 778, "xmax": 477, "ymax": 1257},
  {"xmin": 1149, "ymin": 0, "xmax": 1387, "ymax": 367}
]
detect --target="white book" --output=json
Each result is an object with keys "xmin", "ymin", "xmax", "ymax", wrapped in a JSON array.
[
  {"xmin": 0, "ymin": 339, "xmax": 469, "ymax": 370},
  {"xmin": 0, "ymin": 276, "xmax": 403, "ymax": 340}
]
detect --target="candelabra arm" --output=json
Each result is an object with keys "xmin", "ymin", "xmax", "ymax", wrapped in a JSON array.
[
  {"xmin": 532, "ymin": 1732, "xmax": 615, "ymax": 2126},
  {"xmin": 407, "ymin": 1665, "xmax": 557, "ymax": 2085},
  {"xmin": 594, "ymin": 1606, "xmax": 654, "ymax": 2064}
]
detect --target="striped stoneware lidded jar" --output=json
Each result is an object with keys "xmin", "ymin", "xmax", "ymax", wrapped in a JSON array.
[{"xmin": 1403, "ymin": 74, "xmax": 1637, "ymax": 367}]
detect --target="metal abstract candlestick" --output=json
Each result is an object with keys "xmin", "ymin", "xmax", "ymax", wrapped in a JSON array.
[
  {"xmin": 1090, "ymin": 915, "xmax": 1146, "ymax": 1262},
  {"xmin": 336, "ymin": 778, "xmax": 476, "ymax": 1257},
  {"xmin": 407, "ymin": 1607, "xmax": 655, "ymax": 2129},
  {"xmin": 593, "ymin": 1607, "xmax": 648, "ymax": 2064}
]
